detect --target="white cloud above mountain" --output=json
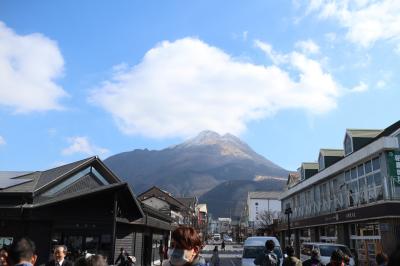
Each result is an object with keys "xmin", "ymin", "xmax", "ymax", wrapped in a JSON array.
[
  {"xmin": 90, "ymin": 37, "xmax": 342, "ymax": 139},
  {"xmin": 0, "ymin": 21, "xmax": 67, "ymax": 113},
  {"xmin": 304, "ymin": 0, "xmax": 400, "ymax": 48},
  {"xmin": 62, "ymin": 136, "xmax": 109, "ymax": 156}
]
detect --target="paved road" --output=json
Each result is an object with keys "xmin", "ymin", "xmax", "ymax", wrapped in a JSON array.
[{"xmin": 201, "ymin": 244, "xmax": 243, "ymax": 266}]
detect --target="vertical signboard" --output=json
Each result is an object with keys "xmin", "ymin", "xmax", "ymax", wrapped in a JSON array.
[{"xmin": 387, "ymin": 151, "xmax": 400, "ymax": 186}]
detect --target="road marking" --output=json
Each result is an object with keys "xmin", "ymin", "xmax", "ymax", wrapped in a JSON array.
[{"xmin": 230, "ymin": 259, "xmax": 236, "ymax": 266}]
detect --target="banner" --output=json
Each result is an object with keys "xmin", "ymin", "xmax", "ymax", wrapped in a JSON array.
[{"xmin": 387, "ymin": 151, "xmax": 400, "ymax": 186}]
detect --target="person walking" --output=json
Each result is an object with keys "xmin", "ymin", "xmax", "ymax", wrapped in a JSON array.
[
  {"xmin": 282, "ymin": 246, "xmax": 302, "ymax": 266},
  {"xmin": 254, "ymin": 240, "xmax": 279, "ymax": 266},
  {"xmin": 376, "ymin": 252, "xmax": 388, "ymax": 266},
  {"xmin": 303, "ymin": 249, "xmax": 323, "ymax": 266},
  {"xmin": 45, "ymin": 245, "xmax": 73, "ymax": 266},
  {"xmin": 159, "ymin": 241, "xmax": 165, "ymax": 264},
  {"xmin": 326, "ymin": 250, "xmax": 344, "ymax": 266},
  {"xmin": 115, "ymin": 248, "xmax": 129, "ymax": 266},
  {"xmin": 162, "ymin": 226, "xmax": 206, "ymax": 266},
  {"xmin": 210, "ymin": 246, "xmax": 220, "ymax": 266},
  {"xmin": 220, "ymin": 241, "xmax": 225, "ymax": 252},
  {"xmin": 0, "ymin": 247, "xmax": 9, "ymax": 266}
]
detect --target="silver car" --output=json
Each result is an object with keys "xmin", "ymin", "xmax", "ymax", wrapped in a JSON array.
[{"xmin": 300, "ymin": 242, "xmax": 355, "ymax": 266}]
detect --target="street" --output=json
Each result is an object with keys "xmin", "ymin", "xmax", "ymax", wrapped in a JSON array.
[{"xmin": 201, "ymin": 244, "xmax": 243, "ymax": 266}]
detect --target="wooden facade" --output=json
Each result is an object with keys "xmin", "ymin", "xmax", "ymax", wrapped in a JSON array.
[{"xmin": 0, "ymin": 157, "xmax": 172, "ymax": 266}]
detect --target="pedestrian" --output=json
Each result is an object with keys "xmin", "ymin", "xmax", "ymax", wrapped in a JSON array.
[
  {"xmin": 343, "ymin": 255, "xmax": 350, "ymax": 266},
  {"xmin": 326, "ymin": 250, "xmax": 343, "ymax": 266},
  {"xmin": 1, "ymin": 247, "xmax": 9, "ymax": 266},
  {"xmin": 159, "ymin": 241, "xmax": 165, "ymax": 264},
  {"xmin": 282, "ymin": 246, "xmax": 302, "ymax": 266},
  {"xmin": 302, "ymin": 249, "xmax": 323, "ymax": 266},
  {"xmin": 210, "ymin": 246, "xmax": 220, "ymax": 266},
  {"xmin": 45, "ymin": 245, "xmax": 73, "ymax": 266},
  {"xmin": 75, "ymin": 255, "xmax": 107, "ymax": 266},
  {"xmin": 162, "ymin": 226, "xmax": 206, "ymax": 266},
  {"xmin": 8, "ymin": 237, "xmax": 37, "ymax": 266},
  {"xmin": 114, "ymin": 248, "xmax": 128, "ymax": 266},
  {"xmin": 254, "ymin": 240, "xmax": 279, "ymax": 266},
  {"xmin": 376, "ymin": 252, "xmax": 388, "ymax": 266},
  {"xmin": 221, "ymin": 241, "xmax": 225, "ymax": 252}
]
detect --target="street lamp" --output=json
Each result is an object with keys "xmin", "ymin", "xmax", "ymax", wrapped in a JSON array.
[{"xmin": 284, "ymin": 207, "xmax": 292, "ymax": 246}]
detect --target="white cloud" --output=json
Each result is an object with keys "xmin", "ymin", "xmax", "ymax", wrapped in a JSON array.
[
  {"xmin": 351, "ymin": 81, "xmax": 368, "ymax": 92},
  {"xmin": 90, "ymin": 38, "xmax": 341, "ymax": 139},
  {"xmin": 0, "ymin": 136, "xmax": 5, "ymax": 145},
  {"xmin": 376, "ymin": 80, "xmax": 386, "ymax": 89},
  {"xmin": 0, "ymin": 21, "xmax": 67, "ymax": 113},
  {"xmin": 304, "ymin": 0, "xmax": 400, "ymax": 48},
  {"xmin": 62, "ymin": 136, "xmax": 109, "ymax": 156},
  {"xmin": 295, "ymin": 40, "xmax": 320, "ymax": 54}
]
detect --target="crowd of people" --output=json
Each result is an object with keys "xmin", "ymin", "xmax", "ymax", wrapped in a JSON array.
[
  {"xmin": 251, "ymin": 238, "xmax": 399, "ymax": 266},
  {"xmin": 1, "ymin": 228, "xmax": 399, "ymax": 266}
]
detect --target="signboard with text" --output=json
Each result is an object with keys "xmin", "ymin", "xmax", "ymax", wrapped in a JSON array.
[{"xmin": 387, "ymin": 151, "xmax": 400, "ymax": 186}]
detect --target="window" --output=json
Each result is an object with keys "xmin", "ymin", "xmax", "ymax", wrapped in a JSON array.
[
  {"xmin": 319, "ymin": 155, "xmax": 325, "ymax": 170},
  {"xmin": 255, "ymin": 202, "xmax": 258, "ymax": 206},
  {"xmin": 344, "ymin": 134, "xmax": 353, "ymax": 155},
  {"xmin": 372, "ymin": 157, "xmax": 380, "ymax": 171},
  {"xmin": 365, "ymin": 160, "xmax": 372, "ymax": 173},
  {"xmin": 357, "ymin": 164, "xmax": 364, "ymax": 177},
  {"xmin": 345, "ymin": 170, "xmax": 351, "ymax": 182},
  {"xmin": 351, "ymin": 167, "xmax": 357, "ymax": 180}
]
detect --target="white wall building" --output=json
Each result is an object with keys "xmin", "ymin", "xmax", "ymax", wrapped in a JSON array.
[
  {"xmin": 247, "ymin": 191, "xmax": 281, "ymax": 228},
  {"xmin": 217, "ymin": 217, "xmax": 232, "ymax": 234}
]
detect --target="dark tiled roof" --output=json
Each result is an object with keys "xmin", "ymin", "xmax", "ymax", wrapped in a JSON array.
[
  {"xmin": 176, "ymin": 197, "xmax": 197, "ymax": 209},
  {"xmin": 138, "ymin": 186, "xmax": 187, "ymax": 210},
  {"xmin": 0, "ymin": 172, "xmax": 41, "ymax": 192},
  {"xmin": 35, "ymin": 157, "xmax": 95, "ymax": 191}
]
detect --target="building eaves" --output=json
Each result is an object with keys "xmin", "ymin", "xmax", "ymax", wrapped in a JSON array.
[
  {"xmin": 301, "ymin": 162, "xmax": 319, "ymax": 169},
  {"xmin": 346, "ymin": 129, "xmax": 383, "ymax": 138},
  {"xmin": 320, "ymin": 149, "xmax": 344, "ymax": 157},
  {"xmin": 248, "ymin": 191, "xmax": 282, "ymax": 199}
]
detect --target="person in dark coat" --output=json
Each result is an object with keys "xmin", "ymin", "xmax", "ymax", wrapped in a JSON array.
[
  {"xmin": 115, "ymin": 248, "xmax": 129, "ymax": 266},
  {"xmin": 303, "ymin": 249, "xmax": 323, "ymax": 266},
  {"xmin": 46, "ymin": 246, "xmax": 73, "ymax": 266},
  {"xmin": 8, "ymin": 238, "xmax": 37, "ymax": 266}
]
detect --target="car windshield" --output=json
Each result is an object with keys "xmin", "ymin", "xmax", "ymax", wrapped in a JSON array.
[
  {"xmin": 319, "ymin": 245, "xmax": 352, "ymax": 257},
  {"xmin": 243, "ymin": 246, "xmax": 282, "ymax": 259}
]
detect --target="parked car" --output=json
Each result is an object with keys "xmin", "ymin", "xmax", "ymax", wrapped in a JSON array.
[
  {"xmin": 300, "ymin": 242, "xmax": 355, "ymax": 266},
  {"xmin": 241, "ymin": 236, "xmax": 283, "ymax": 266}
]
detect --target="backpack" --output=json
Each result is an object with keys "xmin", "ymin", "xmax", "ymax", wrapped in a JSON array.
[{"xmin": 262, "ymin": 252, "xmax": 278, "ymax": 266}]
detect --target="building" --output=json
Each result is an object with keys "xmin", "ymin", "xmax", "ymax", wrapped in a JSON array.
[
  {"xmin": 278, "ymin": 120, "xmax": 400, "ymax": 265},
  {"xmin": 176, "ymin": 196, "xmax": 198, "ymax": 227},
  {"xmin": 247, "ymin": 191, "xmax": 281, "ymax": 230},
  {"xmin": 0, "ymin": 157, "xmax": 172, "ymax": 266},
  {"xmin": 217, "ymin": 218, "xmax": 232, "ymax": 234},
  {"xmin": 138, "ymin": 186, "xmax": 189, "ymax": 226},
  {"xmin": 196, "ymin": 204, "xmax": 208, "ymax": 239}
]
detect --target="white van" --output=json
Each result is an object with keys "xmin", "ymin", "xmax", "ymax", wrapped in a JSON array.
[
  {"xmin": 300, "ymin": 242, "xmax": 355, "ymax": 266},
  {"xmin": 241, "ymin": 236, "xmax": 283, "ymax": 266}
]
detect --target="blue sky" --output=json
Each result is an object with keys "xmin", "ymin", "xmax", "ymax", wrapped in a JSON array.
[{"xmin": 0, "ymin": 0, "xmax": 399, "ymax": 171}]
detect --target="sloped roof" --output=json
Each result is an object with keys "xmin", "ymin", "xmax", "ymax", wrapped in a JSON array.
[
  {"xmin": 301, "ymin": 162, "xmax": 319, "ymax": 169},
  {"xmin": 248, "ymin": 191, "xmax": 281, "ymax": 199},
  {"xmin": 319, "ymin": 149, "xmax": 344, "ymax": 157},
  {"xmin": 138, "ymin": 186, "xmax": 187, "ymax": 210},
  {"xmin": 346, "ymin": 129, "xmax": 383, "ymax": 138},
  {"xmin": 287, "ymin": 172, "xmax": 300, "ymax": 186},
  {"xmin": 176, "ymin": 196, "xmax": 198, "ymax": 209}
]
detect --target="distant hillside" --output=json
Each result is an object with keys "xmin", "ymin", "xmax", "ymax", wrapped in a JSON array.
[
  {"xmin": 104, "ymin": 130, "xmax": 289, "ymax": 204},
  {"xmin": 199, "ymin": 178, "xmax": 286, "ymax": 218}
]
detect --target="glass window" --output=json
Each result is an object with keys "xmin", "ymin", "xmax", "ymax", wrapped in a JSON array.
[
  {"xmin": 345, "ymin": 134, "xmax": 352, "ymax": 155},
  {"xmin": 367, "ymin": 175, "xmax": 374, "ymax": 188},
  {"xmin": 351, "ymin": 168, "xmax": 357, "ymax": 180},
  {"xmin": 255, "ymin": 202, "xmax": 258, "ymax": 206},
  {"xmin": 374, "ymin": 173, "xmax": 382, "ymax": 186},
  {"xmin": 345, "ymin": 171, "xmax": 351, "ymax": 182},
  {"xmin": 372, "ymin": 157, "xmax": 380, "ymax": 171},
  {"xmin": 357, "ymin": 164, "xmax": 364, "ymax": 177},
  {"xmin": 365, "ymin": 160, "xmax": 372, "ymax": 173},
  {"xmin": 91, "ymin": 167, "xmax": 109, "ymax": 185},
  {"xmin": 43, "ymin": 167, "xmax": 91, "ymax": 196}
]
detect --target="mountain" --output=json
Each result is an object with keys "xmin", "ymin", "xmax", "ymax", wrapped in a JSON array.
[
  {"xmin": 104, "ymin": 130, "xmax": 289, "ymax": 211},
  {"xmin": 199, "ymin": 178, "xmax": 286, "ymax": 218}
]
